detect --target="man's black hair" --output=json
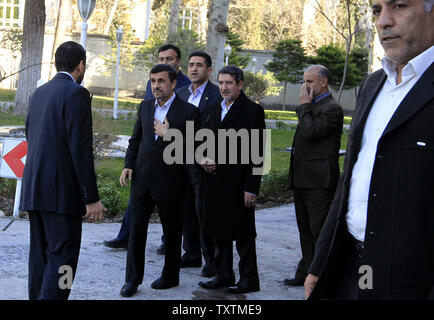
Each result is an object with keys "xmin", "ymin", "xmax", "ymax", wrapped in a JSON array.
[
  {"xmin": 158, "ymin": 44, "xmax": 181, "ymax": 60},
  {"xmin": 188, "ymin": 51, "xmax": 212, "ymax": 68},
  {"xmin": 218, "ymin": 65, "xmax": 244, "ymax": 84},
  {"xmin": 55, "ymin": 41, "xmax": 86, "ymax": 73},
  {"xmin": 150, "ymin": 64, "xmax": 178, "ymax": 82}
]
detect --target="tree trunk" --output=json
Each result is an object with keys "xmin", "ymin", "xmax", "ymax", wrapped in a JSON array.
[
  {"xmin": 14, "ymin": 0, "xmax": 46, "ymax": 115},
  {"xmin": 282, "ymin": 81, "xmax": 287, "ymax": 110},
  {"xmin": 104, "ymin": 0, "xmax": 119, "ymax": 35},
  {"xmin": 205, "ymin": 0, "xmax": 230, "ymax": 82},
  {"xmin": 167, "ymin": 0, "xmax": 181, "ymax": 42},
  {"xmin": 197, "ymin": 0, "xmax": 209, "ymax": 41},
  {"xmin": 337, "ymin": 0, "xmax": 352, "ymax": 102},
  {"xmin": 49, "ymin": 0, "xmax": 73, "ymax": 79}
]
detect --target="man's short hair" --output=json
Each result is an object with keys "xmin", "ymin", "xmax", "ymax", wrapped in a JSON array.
[
  {"xmin": 55, "ymin": 41, "xmax": 86, "ymax": 73},
  {"xmin": 218, "ymin": 65, "xmax": 244, "ymax": 84},
  {"xmin": 150, "ymin": 64, "xmax": 178, "ymax": 82},
  {"xmin": 317, "ymin": 66, "xmax": 331, "ymax": 82},
  {"xmin": 188, "ymin": 51, "xmax": 212, "ymax": 68},
  {"xmin": 307, "ymin": 65, "xmax": 332, "ymax": 83},
  {"xmin": 158, "ymin": 44, "xmax": 181, "ymax": 60}
]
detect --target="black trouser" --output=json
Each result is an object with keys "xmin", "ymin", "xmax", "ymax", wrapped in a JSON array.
[
  {"xmin": 293, "ymin": 188, "xmax": 335, "ymax": 281},
  {"xmin": 182, "ymin": 181, "xmax": 201, "ymax": 261},
  {"xmin": 126, "ymin": 193, "xmax": 183, "ymax": 285},
  {"xmin": 215, "ymin": 238, "xmax": 259, "ymax": 288},
  {"xmin": 183, "ymin": 168, "xmax": 216, "ymax": 271},
  {"xmin": 28, "ymin": 211, "xmax": 82, "ymax": 300},
  {"xmin": 333, "ymin": 235, "xmax": 363, "ymax": 300}
]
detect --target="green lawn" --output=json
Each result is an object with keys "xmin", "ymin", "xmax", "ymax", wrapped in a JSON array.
[
  {"xmin": 1, "ymin": 111, "xmax": 349, "ymax": 212},
  {"xmin": 0, "ymin": 112, "xmax": 25, "ymax": 126}
]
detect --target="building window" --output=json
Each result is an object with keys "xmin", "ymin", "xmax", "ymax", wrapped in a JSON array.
[{"xmin": 0, "ymin": 0, "xmax": 20, "ymax": 28}]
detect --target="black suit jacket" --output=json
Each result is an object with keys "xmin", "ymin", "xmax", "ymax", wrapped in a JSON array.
[
  {"xmin": 124, "ymin": 94, "xmax": 200, "ymax": 203},
  {"xmin": 176, "ymin": 81, "xmax": 221, "ymax": 127},
  {"xmin": 288, "ymin": 94, "xmax": 343, "ymax": 190},
  {"xmin": 310, "ymin": 62, "xmax": 434, "ymax": 300},
  {"xmin": 201, "ymin": 91, "xmax": 266, "ymax": 240},
  {"xmin": 20, "ymin": 73, "xmax": 99, "ymax": 215}
]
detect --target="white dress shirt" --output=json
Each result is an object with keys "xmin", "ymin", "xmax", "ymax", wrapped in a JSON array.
[
  {"xmin": 221, "ymin": 99, "xmax": 234, "ymax": 121},
  {"xmin": 154, "ymin": 92, "xmax": 176, "ymax": 140},
  {"xmin": 187, "ymin": 81, "xmax": 208, "ymax": 107},
  {"xmin": 346, "ymin": 45, "xmax": 434, "ymax": 242}
]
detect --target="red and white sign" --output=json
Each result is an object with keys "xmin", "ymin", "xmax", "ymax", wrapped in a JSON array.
[{"xmin": 0, "ymin": 138, "xmax": 27, "ymax": 179}]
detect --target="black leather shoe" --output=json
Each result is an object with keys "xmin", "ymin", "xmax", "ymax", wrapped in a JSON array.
[
  {"xmin": 284, "ymin": 278, "xmax": 305, "ymax": 286},
  {"xmin": 103, "ymin": 238, "xmax": 128, "ymax": 249},
  {"xmin": 180, "ymin": 257, "xmax": 202, "ymax": 268},
  {"xmin": 156, "ymin": 243, "xmax": 165, "ymax": 255},
  {"xmin": 199, "ymin": 277, "xmax": 235, "ymax": 289},
  {"xmin": 226, "ymin": 283, "xmax": 260, "ymax": 294},
  {"xmin": 200, "ymin": 265, "xmax": 216, "ymax": 278},
  {"xmin": 120, "ymin": 283, "xmax": 138, "ymax": 297},
  {"xmin": 151, "ymin": 277, "xmax": 179, "ymax": 290}
]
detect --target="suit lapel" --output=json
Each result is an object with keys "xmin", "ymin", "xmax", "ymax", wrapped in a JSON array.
[
  {"xmin": 220, "ymin": 92, "xmax": 246, "ymax": 128},
  {"xmin": 198, "ymin": 82, "xmax": 211, "ymax": 111},
  {"xmin": 146, "ymin": 98, "xmax": 157, "ymax": 144},
  {"xmin": 351, "ymin": 71, "xmax": 387, "ymax": 143},
  {"xmin": 382, "ymin": 62, "xmax": 434, "ymax": 137}
]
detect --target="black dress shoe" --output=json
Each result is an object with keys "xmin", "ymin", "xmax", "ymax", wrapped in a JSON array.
[
  {"xmin": 180, "ymin": 257, "xmax": 202, "ymax": 268},
  {"xmin": 103, "ymin": 238, "xmax": 128, "ymax": 249},
  {"xmin": 198, "ymin": 277, "xmax": 235, "ymax": 289},
  {"xmin": 284, "ymin": 278, "xmax": 305, "ymax": 286},
  {"xmin": 151, "ymin": 277, "xmax": 179, "ymax": 290},
  {"xmin": 156, "ymin": 243, "xmax": 165, "ymax": 255},
  {"xmin": 120, "ymin": 283, "xmax": 138, "ymax": 297},
  {"xmin": 226, "ymin": 283, "xmax": 260, "ymax": 294}
]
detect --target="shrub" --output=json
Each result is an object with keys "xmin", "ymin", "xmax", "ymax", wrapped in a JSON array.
[
  {"xmin": 259, "ymin": 169, "xmax": 292, "ymax": 203},
  {"xmin": 275, "ymin": 120, "xmax": 289, "ymax": 130},
  {"xmin": 97, "ymin": 179, "xmax": 123, "ymax": 216}
]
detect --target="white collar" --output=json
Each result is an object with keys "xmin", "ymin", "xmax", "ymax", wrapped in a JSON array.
[
  {"xmin": 188, "ymin": 81, "xmax": 208, "ymax": 97},
  {"xmin": 155, "ymin": 92, "xmax": 176, "ymax": 109},
  {"xmin": 381, "ymin": 45, "xmax": 434, "ymax": 80}
]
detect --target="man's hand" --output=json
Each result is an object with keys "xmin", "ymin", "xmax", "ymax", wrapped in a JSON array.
[
  {"xmin": 299, "ymin": 83, "xmax": 314, "ymax": 104},
  {"xmin": 200, "ymin": 157, "xmax": 216, "ymax": 174},
  {"xmin": 154, "ymin": 117, "xmax": 169, "ymax": 138},
  {"xmin": 85, "ymin": 200, "xmax": 106, "ymax": 221},
  {"xmin": 304, "ymin": 274, "xmax": 319, "ymax": 299},
  {"xmin": 120, "ymin": 168, "xmax": 133, "ymax": 187},
  {"xmin": 244, "ymin": 192, "xmax": 257, "ymax": 208}
]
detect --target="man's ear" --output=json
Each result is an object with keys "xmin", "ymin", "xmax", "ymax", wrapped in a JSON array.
[
  {"xmin": 78, "ymin": 60, "xmax": 86, "ymax": 73},
  {"xmin": 321, "ymin": 77, "xmax": 328, "ymax": 88}
]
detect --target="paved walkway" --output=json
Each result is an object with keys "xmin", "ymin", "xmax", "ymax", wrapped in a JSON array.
[{"xmin": 0, "ymin": 204, "xmax": 305, "ymax": 300}]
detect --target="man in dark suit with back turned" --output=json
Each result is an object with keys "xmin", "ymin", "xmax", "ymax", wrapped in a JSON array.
[
  {"xmin": 305, "ymin": 0, "xmax": 434, "ymax": 300},
  {"xmin": 20, "ymin": 41, "xmax": 106, "ymax": 300},
  {"xmin": 285, "ymin": 65, "xmax": 343, "ymax": 287},
  {"xmin": 119, "ymin": 64, "xmax": 200, "ymax": 297},
  {"xmin": 176, "ymin": 51, "xmax": 221, "ymax": 277},
  {"xmin": 199, "ymin": 66, "xmax": 266, "ymax": 294}
]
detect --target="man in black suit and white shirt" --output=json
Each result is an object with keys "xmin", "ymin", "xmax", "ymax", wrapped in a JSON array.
[
  {"xmin": 20, "ymin": 41, "xmax": 105, "ymax": 300},
  {"xmin": 176, "ymin": 51, "xmax": 221, "ymax": 277},
  {"xmin": 119, "ymin": 64, "xmax": 200, "ymax": 297},
  {"xmin": 305, "ymin": 0, "xmax": 434, "ymax": 300}
]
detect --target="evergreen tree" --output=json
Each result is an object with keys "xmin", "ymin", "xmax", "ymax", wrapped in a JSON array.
[
  {"xmin": 311, "ymin": 44, "xmax": 368, "ymax": 91},
  {"xmin": 265, "ymin": 39, "xmax": 308, "ymax": 110}
]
